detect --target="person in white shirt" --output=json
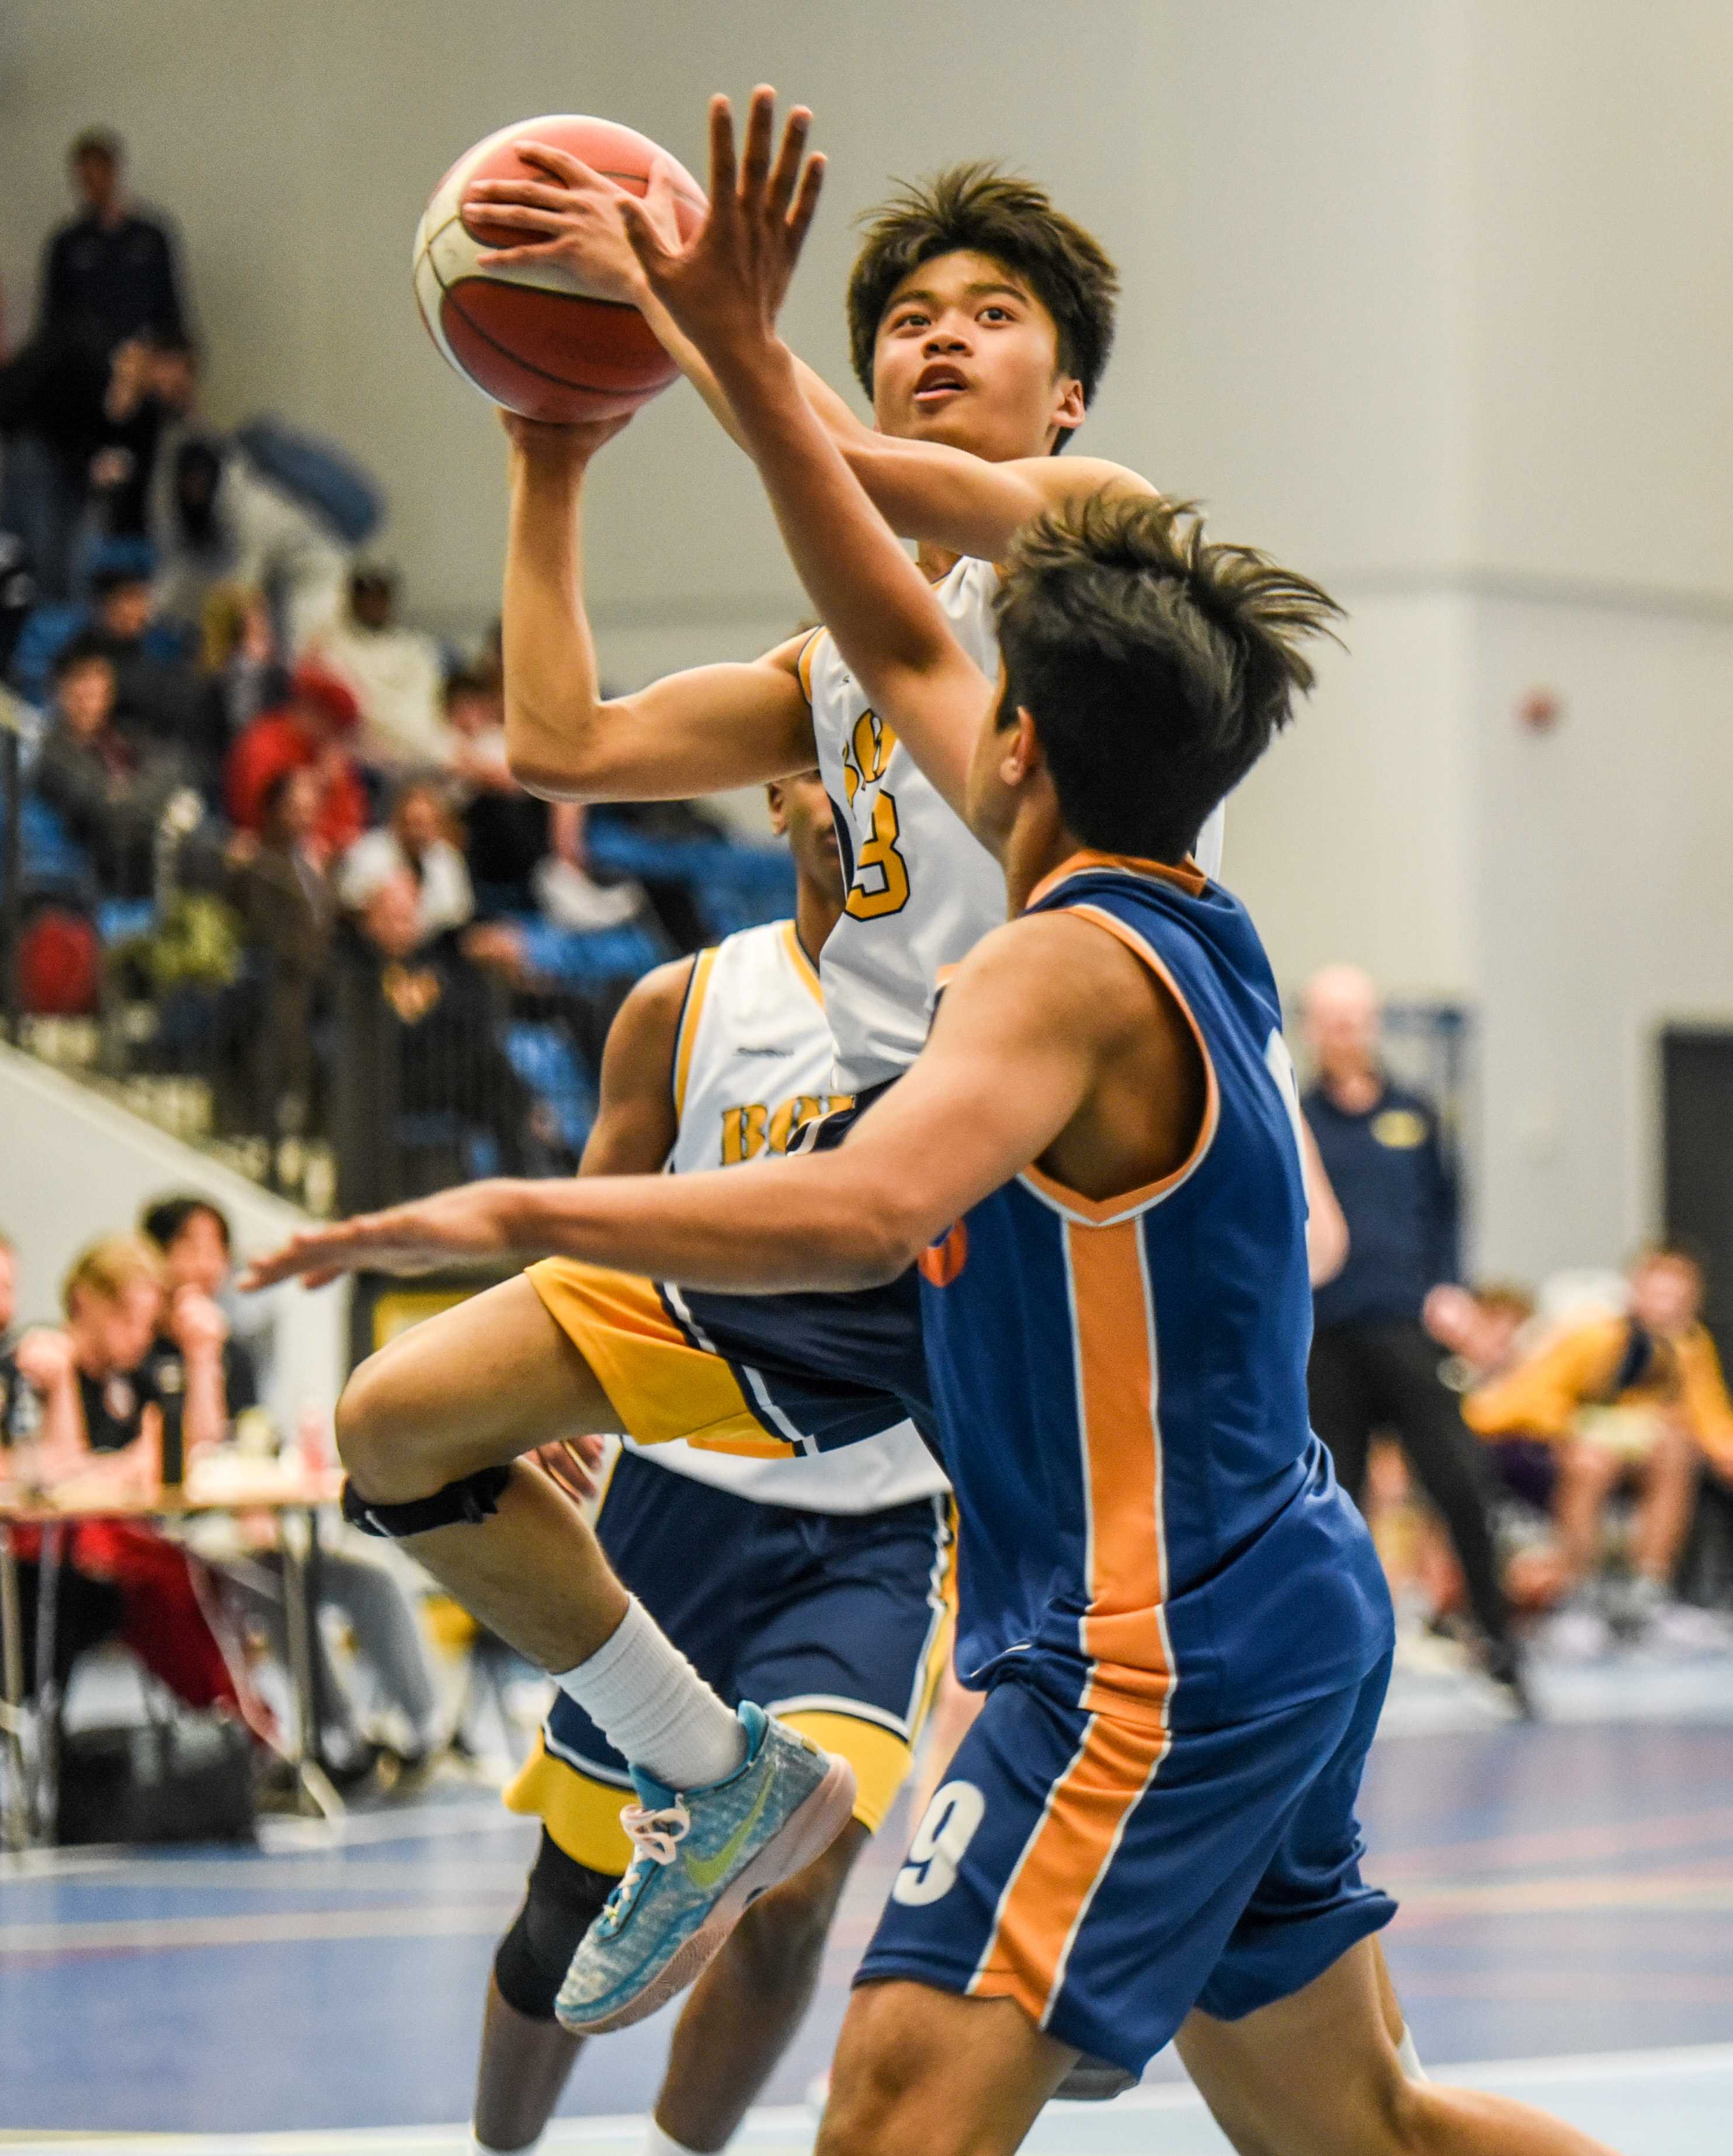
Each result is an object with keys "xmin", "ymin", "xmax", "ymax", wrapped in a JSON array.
[
  {"xmin": 338, "ymin": 778, "xmax": 474, "ymax": 943},
  {"xmin": 310, "ymin": 564, "xmax": 451, "ymax": 774}
]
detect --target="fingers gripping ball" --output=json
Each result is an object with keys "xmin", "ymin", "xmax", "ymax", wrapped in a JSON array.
[{"xmin": 412, "ymin": 116, "xmax": 706, "ymax": 422}]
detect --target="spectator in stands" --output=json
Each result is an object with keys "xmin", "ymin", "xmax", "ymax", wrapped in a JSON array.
[
  {"xmin": 307, "ymin": 564, "xmax": 449, "ymax": 773},
  {"xmin": 51, "ymin": 1235, "xmax": 263, "ymax": 1728},
  {"xmin": 84, "ymin": 561, "xmax": 223, "ymax": 790},
  {"xmin": 226, "ymin": 660, "xmax": 366, "ymax": 863},
  {"xmin": 340, "ymin": 870, "xmax": 537, "ymax": 1179},
  {"xmin": 202, "ymin": 583, "xmax": 288, "ymax": 736},
  {"xmin": 140, "ymin": 1195, "xmax": 260, "ymax": 1446},
  {"xmin": 338, "ymin": 777, "xmax": 474, "ymax": 941},
  {"xmin": 39, "ymin": 130, "xmax": 187, "ymax": 357},
  {"xmin": 152, "ymin": 429, "xmax": 348, "ymax": 658},
  {"xmin": 0, "ymin": 1229, "xmax": 82, "ymax": 1466},
  {"xmin": 446, "ymin": 662, "xmax": 550, "ymax": 913},
  {"xmin": 1456, "ymin": 1249, "xmax": 1733, "ymax": 1654},
  {"xmin": 33, "ymin": 637, "xmax": 197, "ymax": 898},
  {"xmin": 92, "ymin": 329, "xmax": 197, "ymax": 544},
  {"xmin": 225, "ymin": 767, "xmax": 336, "ymax": 1140},
  {"xmin": 1301, "ymin": 962, "xmax": 1528, "ymax": 1709},
  {"xmin": 0, "ymin": 130, "xmax": 188, "ymax": 599}
]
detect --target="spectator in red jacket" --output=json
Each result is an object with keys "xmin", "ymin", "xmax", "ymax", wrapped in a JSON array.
[{"xmin": 225, "ymin": 661, "xmax": 367, "ymax": 864}]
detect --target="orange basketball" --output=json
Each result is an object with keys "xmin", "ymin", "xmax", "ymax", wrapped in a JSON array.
[{"xmin": 412, "ymin": 114, "xmax": 706, "ymax": 423}]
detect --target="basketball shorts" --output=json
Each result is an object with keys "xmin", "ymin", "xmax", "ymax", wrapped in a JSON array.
[
  {"xmin": 857, "ymin": 1649, "xmax": 1398, "ymax": 2075},
  {"xmin": 504, "ymin": 1448, "xmax": 954, "ymax": 1872},
  {"xmin": 526, "ymin": 1090, "xmax": 938, "ymax": 1460}
]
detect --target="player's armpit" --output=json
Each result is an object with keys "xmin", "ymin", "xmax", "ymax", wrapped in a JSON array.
[{"xmin": 577, "ymin": 957, "xmax": 694, "ymax": 1177}]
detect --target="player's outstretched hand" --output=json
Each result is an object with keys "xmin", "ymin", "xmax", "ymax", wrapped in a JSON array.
[
  {"xmin": 617, "ymin": 86, "xmax": 824, "ymax": 360},
  {"xmin": 466, "ymin": 141, "xmax": 683, "ymax": 304},
  {"xmin": 238, "ymin": 1188, "xmax": 514, "ymax": 1293}
]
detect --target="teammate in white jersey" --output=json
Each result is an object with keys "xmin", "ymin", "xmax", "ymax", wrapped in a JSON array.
[{"xmin": 473, "ymin": 772, "xmax": 951, "ymax": 2156}]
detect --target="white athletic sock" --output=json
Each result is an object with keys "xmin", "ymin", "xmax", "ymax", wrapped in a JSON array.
[
  {"xmin": 644, "ymin": 2123, "xmax": 707, "ymax": 2156},
  {"xmin": 472, "ymin": 2134, "xmax": 538, "ymax": 2156},
  {"xmin": 554, "ymin": 1597, "xmax": 746, "ymax": 1792},
  {"xmin": 1397, "ymin": 2023, "xmax": 1428, "ymax": 2081}
]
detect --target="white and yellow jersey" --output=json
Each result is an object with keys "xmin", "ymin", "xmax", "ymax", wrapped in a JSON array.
[
  {"xmin": 801, "ymin": 555, "xmax": 1226, "ymax": 1093},
  {"xmin": 627, "ymin": 917, "xmax": 949, "ymax": 1514}
]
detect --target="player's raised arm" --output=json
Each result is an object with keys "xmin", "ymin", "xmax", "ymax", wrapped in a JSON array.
[
  {"xmin": 499, "ymin": 412, "xmax": 814, "ymax": 803},
  {"xmin": 617, "ymin": 91, "xmax": 991, "ymax": 822},
  {"xmin": 468, "ymin": 140, "xmax": 1151, "ymax": 561}
]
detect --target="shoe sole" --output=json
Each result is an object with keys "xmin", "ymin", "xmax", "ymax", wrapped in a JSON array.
[{"xmin": 557, "ymin": 1750, "xmax": 858, "ymax": 2035}]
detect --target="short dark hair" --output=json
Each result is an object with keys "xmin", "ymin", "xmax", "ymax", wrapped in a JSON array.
[
  {"xmin": 53, "ymin": 632, "xmax": 115, "ymax": 683},
  {"xmin": 995, "ymin": 494, "xmax": 1342, "ymax": 863},
  {"xmin": 141, "ymin": 1194, "xmax": 232, "ymax": 1256},
  {"xmin": 90, "ymin": 563, "xmax": 150, "ymax": 601},
  {"xmin": 846, "ymin": 164, "xmax": 1119, "ymax": 416},
  {"xmin": 70, "ymin": 127, "xmax": 123, "ymax": 165}
]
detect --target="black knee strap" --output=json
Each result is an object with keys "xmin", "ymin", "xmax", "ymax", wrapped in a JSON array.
[
  {"xmin": 494, "ymin": 1831, "xmax": 619, "ymax": 2020},
  {"xmin": 341, "ymin": 1463, "xmax": 513, "ymax": 1539}
]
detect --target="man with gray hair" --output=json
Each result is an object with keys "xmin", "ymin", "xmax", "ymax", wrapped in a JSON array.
[{"xmin": 1301, "ymin": 964, "xmax": 1529, "ymax": 1714}]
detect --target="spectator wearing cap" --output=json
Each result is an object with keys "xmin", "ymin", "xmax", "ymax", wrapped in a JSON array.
[
  {"xmin": 33, "ymin": 635, "xmax": 199, "ymax": 897},
  {"xmin": 225, "ymin": 662, "xmax": 367, "ymax": 863},
  {"xmin": 307, "ymin": 565, "xmax": 451, "ymax": 774},
  {"xmin": 1301, "ymin": 962, "xmax": 1528, "ymax": 1709},
  {"xmin": 338, "ymin": 778, "xmax": 474, "ymax": 942}
]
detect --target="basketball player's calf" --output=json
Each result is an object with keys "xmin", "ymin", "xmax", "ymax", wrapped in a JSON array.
[{"xmin": 478, "ymin": 1823, "xmax": 870, "ymax": 2156}]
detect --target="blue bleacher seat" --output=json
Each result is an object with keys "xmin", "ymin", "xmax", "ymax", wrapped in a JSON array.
[
  {"xmin": 583, "ymin": 823, "xmax": 797, "ymax": 940},
  {"xmin": 503, "ymin": 1021, "xmax": 598, "ymax": 1153}
]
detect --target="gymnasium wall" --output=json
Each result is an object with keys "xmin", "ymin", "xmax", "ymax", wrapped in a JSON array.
[{"xmin": 4, "ymin": 0, "xmax": 1731, "ymax": 1275}]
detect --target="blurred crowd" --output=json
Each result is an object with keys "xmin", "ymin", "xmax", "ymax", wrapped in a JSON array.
[
  {"xmin": 1300, "ymin": 965, "xmax": 1733, "ymax": 1707},
  {"xmin": 0, "ymin": 1197, "xmax": 522, "ymax": 1798},
  {"xmin": 1, "ymin": 129, "xmax": 784, "ymax": 1204}
]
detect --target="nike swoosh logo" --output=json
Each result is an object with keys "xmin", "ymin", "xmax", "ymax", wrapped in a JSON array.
[{"xmin": 683, "ymin": 1769, "xmax": 775, "ymax": 1893}]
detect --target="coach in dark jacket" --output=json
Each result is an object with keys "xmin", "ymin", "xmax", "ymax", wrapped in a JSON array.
[{"xmin": 1301, "ymin": 964, "xmax": 1527, "ymax": 1710}]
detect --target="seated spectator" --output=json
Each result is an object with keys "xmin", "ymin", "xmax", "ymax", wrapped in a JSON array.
[
  {"xmin": 202, "ymin": 582, "xmax": 287, "ymax": 736},
  {"xmin": 307, "ymin": 564, "xmax": 449, "ymax": 774},
  {"xmin": 224, "ymin": 767, "xmax": 335, "ymax": 1138},
  {"xmin": 48, "ymin": 1236, "xmax": 262, "ymax": 1728},
  {"xmin": 140, "ymin": 1195, "xmax": 260, "ymax": 1461},
  {"xmin": 84, "ymin": 561, "xmax": 224, "ymax": 790},
  {"xmin": 445, "ymin": 662, "xmax": 550, "ymax": 914},
  {"xmin": 338, "ymin": 870, "xmax": 537, "ymax": 1183},
  {"xmin": 152, "ymin": 428, "xmax": 347, "ymax": 658},
  {"xmin": 338, "ymin": 777, "xmax": 474, "ymax": 940},
  {"xmin": 33, "ymin": 636, "xmax": 197, "ymax": 896},
  {"xmin": 225, "ymin": 660, "xmax": 366, "ymax": 864},
  {"xmin": 1456, "ymin": 1247, "xmax": 1733, "ymax": 1654}
]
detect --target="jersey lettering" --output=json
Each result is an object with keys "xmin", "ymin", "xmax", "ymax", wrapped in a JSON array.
[
  {"xmin": 721, "ymin": 1090, "xmax": 852, "ymax": 1164},
  {"xmin": 840, "ymin": 712, "xmax": 911, "ymax": 920}
]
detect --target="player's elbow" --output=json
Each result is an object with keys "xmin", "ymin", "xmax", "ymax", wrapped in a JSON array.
[{"xmin": 503, "ymin": 707, "xmax": 604, "ymax": 803}]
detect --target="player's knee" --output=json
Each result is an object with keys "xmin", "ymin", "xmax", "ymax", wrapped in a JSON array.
[
  {"xmin": 492, "ymin": 1834, "xmax": 617, "ymax": 2020},
  {"xmin": 334, "ymin": 1350, "xmax": 428, "ymax": 1502}
]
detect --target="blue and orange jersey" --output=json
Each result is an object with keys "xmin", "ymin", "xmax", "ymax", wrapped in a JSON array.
[{"xmin": 918, "ymin": 853, "xmax": 1393, "ymax": 1734}]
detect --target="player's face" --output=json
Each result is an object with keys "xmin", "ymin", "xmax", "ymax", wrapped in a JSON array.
[
  {"xmin": 872, "ymin": 251, "xmax": 1085, "ymax": 463},
  {"xmin": 769, "ymin": 770, "xmax": 845, "ymax": 904}
]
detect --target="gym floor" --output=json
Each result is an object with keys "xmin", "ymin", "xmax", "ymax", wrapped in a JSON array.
[{"xmin": 4, "ymin": 1653, "xmax": 1732, "ymax": 2156}]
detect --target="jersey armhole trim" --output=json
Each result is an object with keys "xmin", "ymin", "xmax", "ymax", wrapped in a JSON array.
[
  {"xmin": 671, "ymin": 947, "xmax": 718, "ymax": 1121},
  {"xmin": 780, "ymin": 919, "xmax": 824, "ymax": 1007},
  {"xmin": 1015, "ymin": 903, "xmax": 1220, "ymax": 1227},
  {"xmin": 795, "ymin": 627, "xmax": 827, "ymax": 708}
]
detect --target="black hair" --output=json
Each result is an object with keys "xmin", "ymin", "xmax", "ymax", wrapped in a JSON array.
[
  {"xmin": 995, "ymin": 494, "xmax": 1342, "ymax": 862},
  {"xmin": 52, "ymin": 632, "xmax": 116, "ymax": 682},
  {"xmin": 847, "ymin": 163, "xmax": 1119, "ymax": 427},
  {"xmin": 141, "ymin": 1194, "xmax": 232, "ymax": 1257}
]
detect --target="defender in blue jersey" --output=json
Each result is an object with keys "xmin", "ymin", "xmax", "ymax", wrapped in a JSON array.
[{"xmin": 252, "ymin": 100, "xmax": 1614, "ymax": 2156}]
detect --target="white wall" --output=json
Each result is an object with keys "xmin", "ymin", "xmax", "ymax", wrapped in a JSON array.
[
  {"xmin": 5, "ymin": 1, "xmax": 1732, "ymax": 1274},
  {"xmin": 0, "ymin": 1047, "xmax": 349, "ymax": 1435}
]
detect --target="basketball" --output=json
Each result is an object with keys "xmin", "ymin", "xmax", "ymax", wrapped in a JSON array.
[{"xmin": 412, "ymin": 114, "xmax": 707, "ymax": 423}]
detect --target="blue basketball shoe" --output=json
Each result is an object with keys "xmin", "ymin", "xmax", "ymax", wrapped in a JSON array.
[{"xmin": 554, "ymin": 1701, "xmax": 856, "ymax": 2033}]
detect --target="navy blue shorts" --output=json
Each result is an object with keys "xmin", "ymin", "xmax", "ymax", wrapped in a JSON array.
[
  {"xmin": 857, "ymin": 1650, "xmax": 1397, "ymax": 2074},
  {"xmin": 506, "ymin": 1448, "xmax": 953, "ymax": 1869}
]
